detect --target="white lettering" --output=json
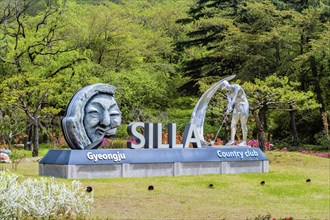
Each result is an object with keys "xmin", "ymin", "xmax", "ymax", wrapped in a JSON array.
[
  {"xmin": 238, "ymin": 152, "xmax": 243, "ymax": 159},
  {"xmin": 155, "ymin": 123, "xmax": 169, "ymax": 148},
  {"xmin": 127, "ymin": 122, "xmax": 202, "ymax": 149},
  {"xmin": 86, "ymin": 152, "xmax": 126, "ymax": 163},
  {"xmin": 93, "ymin": 154, "xmax": 98, "ymax": 162},
  {"xmin": 217, "ymin": 150, "xmax": 244, "ymax": 159},
  {"xmin": 127, "ymin": 122, "xmax": 145, "ymax": 149},
  {"xmin": 87, "ymin": 152, "xmax": 93, "ymax": 160},
  {"xmin": 182, "ymin": 123, "xmax": 202, "ymax": 148},
  {"xmin": 168, "ymin": 123, "xmax": 183, "ymax": 148},
  {"xmin": 244, "ymin": 149, "xmax": 259, "ymax": 157}
]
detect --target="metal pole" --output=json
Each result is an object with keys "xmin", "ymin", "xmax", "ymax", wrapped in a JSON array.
[{"xmin": 212, "ymin": 114, "xmax": 228, "ymax": 144}]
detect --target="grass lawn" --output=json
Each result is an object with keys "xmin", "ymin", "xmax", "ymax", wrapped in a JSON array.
[{"xmin": 9, "ymin": 150, "xmax": 330, "ymax": 220}]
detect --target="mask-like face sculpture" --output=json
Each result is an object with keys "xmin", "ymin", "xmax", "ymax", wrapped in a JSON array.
[
  {"xmin": 62, "ymin": 84, "xmax": 122, "ymax": 150},
  {"xmin": 83, "ymin": 94, "xmax": 121, "ymax": 143}
]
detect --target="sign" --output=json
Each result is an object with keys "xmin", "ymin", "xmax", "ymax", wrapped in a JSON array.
[
  {"xmin": 127, "ymin": 122, "xmax": 202, "ymax": 149},
  {"xmin": 40, "ymin": 147, "xmax": 267, "ymax": 165}
]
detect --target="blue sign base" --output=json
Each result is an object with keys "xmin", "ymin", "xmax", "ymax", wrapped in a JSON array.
[{"xmin": 39, "ymin": 147, "xmax": 269, "ymax": 179}]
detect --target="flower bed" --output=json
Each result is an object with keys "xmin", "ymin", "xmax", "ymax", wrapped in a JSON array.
[
  {"xmin": 0, "ymin": 152, "xmax": 11, "ymax": 163},
  {"xmin": 0, "ymin": 172, "xmax": 93, "ymax": 219},
  {"xmin": 299, "ymin": 150, "xmax": 330, "ymax": 158}
]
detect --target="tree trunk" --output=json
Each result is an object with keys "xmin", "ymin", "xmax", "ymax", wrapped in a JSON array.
[
  {"xmin": 0, "ymin": 106, "xmax": 4, "ymax": 143},
  {"xmin": 25, "ymin": 124, "xmax": 33, "ymax": 150},
  {"xmin": 253, "ymin": 110, "xmax": 266, "ymax": 151},
  {"xmin": 289, "ymin": 105, "xmax": 299, "ymax": 147},
  {"xmin": 32, "ymin": 117, "xmax": 39, "ymax": 157},
  {"xmin": 0, "ymin": 106, "xmax": 3, "ymax": 122},
  {"xmin": 310, "ymin": 55, "xmax": 326, "ymax": 113},
  {"xmin": 274, "ymin": 41, "xmax": 281, "ymax": 66},
  {"xmin": 259, "ymin": 107, "xmax": 268, "ymax": 132}
]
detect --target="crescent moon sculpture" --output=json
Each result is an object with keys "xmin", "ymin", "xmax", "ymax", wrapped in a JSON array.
[
  {"xmin": 62, "ymin": 84, "xmax": 122, "ymax": 150},
  {"xmin": 189, "ymin": 75, "xmax": 236, "ymax": 146}
]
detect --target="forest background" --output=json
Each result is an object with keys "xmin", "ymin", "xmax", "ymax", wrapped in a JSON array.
[{"xmin": 0, "ymin": 0, "xmax": 329, "ymax": 157}]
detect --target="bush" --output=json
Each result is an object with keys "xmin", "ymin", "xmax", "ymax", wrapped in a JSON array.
[
  {"xmin": 314, "ymin": 131, "xmax": 330, "ymax": 147},
  {"xmin": 99, "ymin": 138, "xmax": 127, "ymax": 149},
  {"xmin": 115, "ymin": 124, "xmax": 129, "ymax": 138},
  {"xmin": 9, "ymin": 149, "xmax": 26, "ymax": 171},
  {"xmin": 0, "ymin": 172, "xmax": 93, "ymax": 219}
]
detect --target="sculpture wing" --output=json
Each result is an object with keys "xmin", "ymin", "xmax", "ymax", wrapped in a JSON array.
[{"xmin": 189, "ymin": 75, "xmax": 236, "ymax": 144}]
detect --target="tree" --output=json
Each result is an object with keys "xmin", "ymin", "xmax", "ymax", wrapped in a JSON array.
[
  {"xmin": 101, "ymin": 68, "xmax": 173, "ymax": 123},
  {"xmin": 0, "ymin": 104, "xmax": 26, "ymax": 147},
  {"xmin": 63, "ymin": 1, "xmax": 191, "ymax": 124},
  {"xmin": 243, "ymin": 74, "xmax": 320, "ymax": 149},
  {"xmin": 0, "ymin": 0, "xmax": 93, "ymax": 156},
  {"xmin": 176, "ymin": 0, "xmax": 328, "ymax": 147},
  {"xmin": 287, "ymin": 5, "xmax": 329, "ymax": 112},
  {"xmin": 176, "ymin": 0, "xmax": 295, "ymax": 94}
]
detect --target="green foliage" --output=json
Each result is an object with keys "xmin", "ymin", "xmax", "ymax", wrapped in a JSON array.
[
  {"xmin": 9, "ymin": 149, "xmax": 26, "ymax": 171},
  {"xmin": 0, "ymin": 104, "xmax": 26, "ymax": 146},
  {"xmin": 0, "ymin": 0, "xmax": 97, "ymax": 155},
  {"xmin": 268, "ymin": 111, "xmax": 292, "ymax": 145},
  {"xmin": 177, "ymin": 0, "xmax": 292, "ymax": 91},
  {"xmin": 242, "ymin": 74, "xmax": 321, "ymax": 144},
  {"xmin": 115, "ymin": 124, "xmax": 128, "ymax": 138},
  {"xmin": 0, "ymin": 0, "xmax": 328, "ymax": 149},
  {"xmin": 314, "ymin": 131, "xmax": 330, "ymax": 146},
  {"xmin": 100, "ymin": 138, "xmax": 127, "ymax": 149},
  {"xmin": 0, "ymin": 172, "xmax": 93, "ymax": 219},
  {"xmin": 102, "ymin": 69, "xmax": 173, "ymax": 122},
  {"xmin": 177, "ymin": 0, "xmax": 330, "ymax": 118},
  {"xmin": 243, "ymin": 74, "xmax": 321, "ymax": 111},
  {"xmin": 166, "ymin": 108, "xmax": 193, "ymax": 131},
  {"xmin": 59, "ymin": 0, "xmax": 192, "ymax": 125}
]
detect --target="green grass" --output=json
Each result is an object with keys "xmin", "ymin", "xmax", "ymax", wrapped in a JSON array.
[
  {"xmin": 7, "ymin": 151, "xmax": 330, "ymax": 220},
  {"xmin": 9, "ymin": 143, "xmax": 50, "ymax": 158}
]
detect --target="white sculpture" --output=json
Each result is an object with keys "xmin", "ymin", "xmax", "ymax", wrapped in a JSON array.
[
  {"xmin": 220, "ymin": 80, "xmax": 249, "ymax": 146},
  {"xmin": 189, "ymin": 75, "xmax": 236, "ymax": 145}
]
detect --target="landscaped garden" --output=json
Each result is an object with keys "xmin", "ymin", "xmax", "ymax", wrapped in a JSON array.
[
  {"xmin": 1, "ymin": 145, "xmax": 329, "ymax": 220},
  {"xmin": 0, "ymin": 0, "xmax": 329, "ymax": 219}
]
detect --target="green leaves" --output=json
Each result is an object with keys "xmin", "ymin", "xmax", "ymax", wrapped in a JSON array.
[
  {"xmin": 0, "ymin": 0, "xmax": 328, "ymax": 149},
  {"xmin": 102, "ymin": 68, "xmax": 173, "ymax": 122},
  {"xmin": 243, "ymin": 74, "xmax": 320, "ymax": 111}
]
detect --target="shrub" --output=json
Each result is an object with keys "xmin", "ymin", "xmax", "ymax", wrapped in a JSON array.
[
  {"xmin": 99, "ymin": 138, "xmax": 127, "ymax": 149},
  {"xmin": 113, "ymin": 138, "xmax": 129, "ymax": 148},
  {"xmin": 314, "ymin": 131, "xmax": 330, "ymax": 147},
  {"xmin": 9, "ymin": 149, "xmax": 26, "ymax": 171},
  {"xmin": 0, "ymin": 172, "xmax": 93, "ymax": 219}
]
